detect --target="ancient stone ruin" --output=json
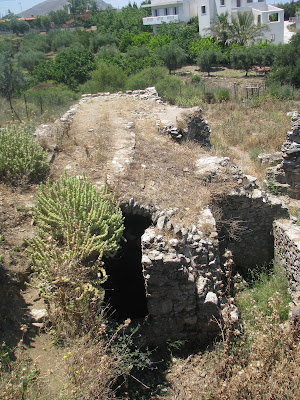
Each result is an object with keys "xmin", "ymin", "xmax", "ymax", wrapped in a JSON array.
[
  {"xmin": 266, "ymin": 112, "xmax": 300, "ymax": 199},
  {"xmin": 34, "ymin": 88, "xmax": 299, "ymax": 344}
]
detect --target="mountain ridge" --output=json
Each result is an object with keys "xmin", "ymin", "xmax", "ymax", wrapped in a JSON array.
[{"xmin": 18, "ymin": 0, "xmax": 111, "ymax": 18}]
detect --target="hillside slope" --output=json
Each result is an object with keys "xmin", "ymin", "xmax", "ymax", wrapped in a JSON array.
[{"xmin": 18, "ymin": 0, "xmax": 110, "ymax": 17}]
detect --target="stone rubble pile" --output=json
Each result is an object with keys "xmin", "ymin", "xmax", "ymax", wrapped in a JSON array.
[
  {"xmin": 159, "ymin": 108, "xmax": 211, "ymax": 147},
  {"xmin": 265, "ymin": 112, "xmax": 300, "ymax": 199}
]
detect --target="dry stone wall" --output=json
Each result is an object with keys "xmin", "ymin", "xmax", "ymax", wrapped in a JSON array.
[
  {"xmin": 215, "ymin": 186, "xmax": 289, "ymax": 271},
  {"xmin": 274, "ymin": 220, "xmax": 300, "ymax": 303},
  {"xmin": 266, "ymin": 112, "xmax": 300, "ymax": 199}
]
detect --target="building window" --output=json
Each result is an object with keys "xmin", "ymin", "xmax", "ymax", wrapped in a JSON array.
[
  {"xmin": 269, "ymin": 13, "xmax": 279, "ymax": 22},
  {"xmin": 174, "ymin": 7, "xmax": 178, "ymax": 15},
  {"xmin": 165, "ymin": 8, "xmax": 168, "ymax": 15},
  {"xmin": 247, "ymin": 0, "xmax": 253, "ymax": 3},
  {"xmin": 237, "ymin": 0, "xmax": 241, "ymax": 7},
  {"xmin": 220, "ymin": 0, "xmax": 225, "ymax": 5},
  {"xmin": 154, "ymin": 9, "xmax": 158, "ymax": 17},
  {"xmin": 257, "ymin": 15, "xmax": 261, "ymax": 26},
  {"xmin": 271, "ymin": 34, "xmax": 275, "ymax": 41},
  {"xmin": 201, "ymin": 6, "xmax": 206, "ymax": 14}
]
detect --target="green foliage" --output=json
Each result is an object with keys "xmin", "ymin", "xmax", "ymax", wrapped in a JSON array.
[
  {"xmin": 267, "ymin": 83, "xmax": 299, "ymax": 100},
  {"xmin": 54, "ymin": 48, "xmax": 96, "ymax": 89},
  {"xmin": 276, "ymin": 1, "xmax": 300, "ymax": 20},
  {"xmin": 96, "ymin": 5, "xmax": 151, "ymax": 38},
  {"xmin": 188, "ymin": 37, "xmax": 220, "ymax": 63},
  {"xmin": 16, "ymin": 50, "xmax": 46, "ymax": 73},
  {"xmin": 80, "ymin": 61, "xmax": 126, "ymax": 93},
  {"xmin": 249, "ymin": 147, "xmax": 263, "ymax": 161},
  {"xmin": 228, "ymin": 11, "xmax": 268, "ymax": 46},
  {"xmin": 90, "ymin": 33, "xmax": 119, "ymax": 53},
  {"xmin": 126, "ymin": 66, "xmax": 168, "ymax": 90},
  {"xmin": 48, "ymin": 9, "xmax": 69, "ymax": 27},
  {"xmin": 25, "ymin": 83, "xmax": 80, "ymax": 108},
  {"xmin": 207, "ymin": 11, "xmax": 231, "ymax": 48},
  {"xmin": 29, "ymin": 175, "xmax": 124, "ymax": 335},
  {"xmin": 269, "ymin": 32, "xmax": 300, "ymax": 88},
  {"xmin": 34, "ymin": 48, "xmax": 96, "ymax": 90},
  {"xmin": 96, "ymin": 44, "xmax": 120, "ymax": 59},
  {"xmin": 49, "ymin": 30, "xmax": 81, "ymax": 52},
  {"xmin": 213, "ymin": 86, "xmax": 231, "ymax": 102},
  {"xmin": 197, "ymin": 48, "xmax": 222, "ymax": 76},
  {"xmin": 0, "ymin": 348, "xmax": 41, "ymax": 399},
  {"xmin": 9, "ymin": 18, "xmax": 30, "ymax": 35},
  {"xmin": 0, "ymin": 125, "xmax": 49, "ymax": 185},
  {"xmin": 20, "ymin": 33, "xmax": 51, "ymax": 53},
  {"xmin": 237, "ymin": 262, "xmax": 291, "ymax": 322},
  {"xmin": 190, "ymin": 74, "xmax": 202, "ymax": 84},
  {"xmin": 230, "ymin": 46, "xmax": 256, "ymax": 76},
  {"xmin": 0, "ymin": 52, "xmax": 29, "ymax": 101},
  {"xmin": 156, "ymin": 75, "xmax": 182, "ymax": 104},
  {"xmin": 0, "ymin": 38, "xmax": 15, "ymax": 56},
  {"xmin": 156, "ymin": 41, "xmax": 186, "ymax": 74},
  {"xmin": 103, "ymin": 52, "xmax": 161, "ymax": 75}
]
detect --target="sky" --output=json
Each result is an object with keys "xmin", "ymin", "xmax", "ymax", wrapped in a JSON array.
[
  {"xmin": 0, "ymin": 0, "xmax": 290, "ymax": 18},
  {"xmin": 0, "ymin": 0, "xmax": 143, "ymax": 17}
]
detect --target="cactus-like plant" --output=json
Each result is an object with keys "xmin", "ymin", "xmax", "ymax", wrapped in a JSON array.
[
  {"xmin": 29, "ymin": 174, "xmax": 124, "ymax": 336},
  {"xmin": 0, "ymin": 125, "xmax": 49, "ymax": 185}
]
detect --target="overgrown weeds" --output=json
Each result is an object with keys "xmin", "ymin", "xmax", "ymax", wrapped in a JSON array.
[
  {"xmin": 0, "ymin": 124, "xmax": 49, "ymax": 186},
  {"xmin": 0, "ymin": 346, "xmax": 41, "ymax": 400},
  {"xmin": 28, "ymin": 174, "xmax": 124, "ymax": 338}
]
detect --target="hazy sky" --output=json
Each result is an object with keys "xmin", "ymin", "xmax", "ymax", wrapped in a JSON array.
[
  {"xmin": 0, "ymin": 0, "xmax": 288, "ymax": 18},
  {"xmin": 0, "ymin": 0, "xmax": 143, "ymax": 17}
]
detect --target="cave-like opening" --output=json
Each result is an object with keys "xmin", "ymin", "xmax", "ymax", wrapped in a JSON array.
[{"xmin": 103, "ymin": 213, "xmax": 151, "ymax": 320}]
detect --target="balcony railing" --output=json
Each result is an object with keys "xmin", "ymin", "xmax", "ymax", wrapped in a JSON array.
[{"xmin": 143, "ymin": 15, "xmax": 180, "ymax": 25}]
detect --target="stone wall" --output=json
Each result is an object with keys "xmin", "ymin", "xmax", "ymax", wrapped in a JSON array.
[
  {"xmin": 215, "ymin": 188, "xmax": 289, "ymax": 271},
  {"xmin": 120, "ymin": 200, "xmax": 222, "ymax": 344},
  {"xmin": 273, "ymin": 220, "xmax": 300, "ymax": 302},
  {"xmin": 266, "ymin": 112, "xmax": 300, "ymax": 199}
]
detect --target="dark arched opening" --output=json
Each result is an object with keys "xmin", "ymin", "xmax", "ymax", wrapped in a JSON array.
[{"xmin": 103, "ymin": 213, "xmax": 151, "ymax": 320}]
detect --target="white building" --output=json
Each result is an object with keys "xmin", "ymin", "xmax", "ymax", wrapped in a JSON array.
[
  {"xmin": 142, "ymin": 0, "xmax": 284, "ymax": 44},
  {"xmin": 294, "ymin": 11, "xmax": 300, "ymax": 30}
]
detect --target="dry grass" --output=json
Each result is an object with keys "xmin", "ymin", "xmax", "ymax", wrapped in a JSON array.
[
  {"xmin": 163, "ymin": 293, "xmax": 300, "ymax": 400},
  {"xmin": 204, "ymin": 97, "xmax": 300, "ymax": 180},
  {"xmin": 115, "ymin": 116, "xmax": 229, "ymax": 226}
]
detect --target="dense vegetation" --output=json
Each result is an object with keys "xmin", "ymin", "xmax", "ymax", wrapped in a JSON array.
[{"xmin": 0, "ymin": 4, "xmax": 300, "ymax": 124}]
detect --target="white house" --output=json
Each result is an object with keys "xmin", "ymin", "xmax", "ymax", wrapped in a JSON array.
[
  {"xmin": 142, "ymin": 0, "xmax": 284, "ymax": 44},
  {"xmin": 294, "ymin": 11, "xmax": 300, "ymax": 30}
]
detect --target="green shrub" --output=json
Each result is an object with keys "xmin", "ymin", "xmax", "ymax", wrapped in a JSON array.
[
  {"xmin": 80, "ymin": 61, "xmax": 126, "ymax": 93},
  {"xmin": 213, "ymin": 87, "xmax": 231, "ymax": 102},
  {"xmin": 16, "ymin": 50, "xmax": 46, "ymax": 73},
  {"xmin": 0, "ymin": 125, "xmax": 49, "ymax": 185},
  {"xmin": 49, "ymin": 30, "xmax": 81, "ymax": 52},
  {"xmin": 237, "ymin": 262, "xmax": 291, "ymax": 322},
  {"xmin": 29, "ymin": 175, "xmax": 124, "ymax": 336},
  {"xmin": 249, "ymin": 147, "xmax": 263, "ymax": 161},
  {"xmin": 156, "ymin": 41, "xmax": 186, "ymax": 74},
  {"xmin": 190, "ymin": 74, "xmax": 202, "ymax": 84},
  {"xmin": 267, "ymin": 83, "xmax": 296, "ymax": 100},
  {"xmin": 25, "ymin": 83, "xmax": 80, "ymax": 108},
  {"xmin": 126, "ymin": 66, "xmax": 168, "ymax": 90},
  {"xmin": 90, "ymin": 33, "xmax": 119, "ymax": 53},
  {"xmin": 20, "ymin": 32, "xmax": 50, "ymax": 53},
  {"xmin": 96, "ymin": 44, "xmax": 120, "ymax": 59},
  {"xmin": 156, "ymin": 75, "xmax": 182, "ymax": 104}
]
